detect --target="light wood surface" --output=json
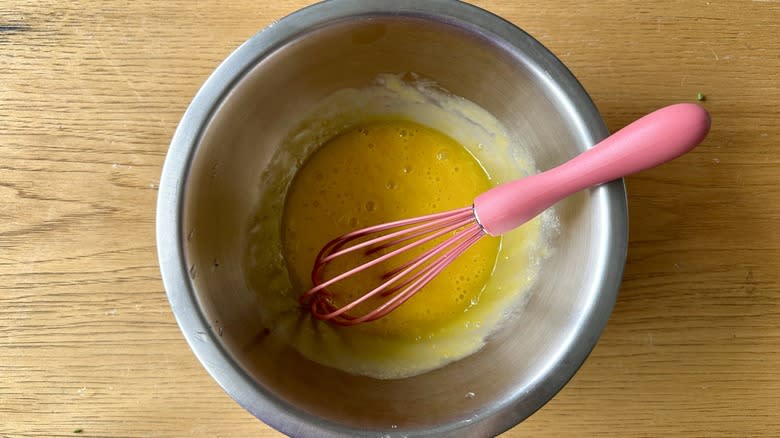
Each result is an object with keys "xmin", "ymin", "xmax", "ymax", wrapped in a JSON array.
[{"xmin": 2, "ymin": 1, "xmax": 778, "ymax": 436}]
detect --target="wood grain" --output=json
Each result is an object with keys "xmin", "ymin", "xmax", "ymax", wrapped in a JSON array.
[{"xmin": 1, "ymin": 0, "xmax": 778, "ymax": 436}]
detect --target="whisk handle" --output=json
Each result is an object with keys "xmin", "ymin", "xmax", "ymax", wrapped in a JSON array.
[{"xmin": 474, "ymin": 103, "xmax": 711, "ymax": 236}]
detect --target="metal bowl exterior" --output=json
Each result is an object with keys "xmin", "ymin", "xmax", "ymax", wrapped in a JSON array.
[{"xmin": 156, "ymin": 1, "xmax": 627, "ymax": 436}]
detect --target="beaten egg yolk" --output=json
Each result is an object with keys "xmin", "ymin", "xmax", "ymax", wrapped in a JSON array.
[{"xmin": 282, "ymin": 120, "xmax": 500, "ymax": 338}]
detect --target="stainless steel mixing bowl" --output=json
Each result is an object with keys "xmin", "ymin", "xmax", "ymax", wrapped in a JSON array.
[{"xmin": 156, "ymin": 0, "xmax": 627, "ymax": 436}]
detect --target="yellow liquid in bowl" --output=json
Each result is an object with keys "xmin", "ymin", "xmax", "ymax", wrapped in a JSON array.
[
  {"xmin": 245, "ymin": 108, "xmax": 543, "ymax": 379},
  {"xmin": 283, "ymin": 121, "xmax": 499, "ymax": 338}
]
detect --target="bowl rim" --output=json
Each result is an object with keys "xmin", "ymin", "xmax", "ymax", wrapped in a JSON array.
[{"xmin": 156, "ymin": 0, "xmax": 627, "ymax": 436}]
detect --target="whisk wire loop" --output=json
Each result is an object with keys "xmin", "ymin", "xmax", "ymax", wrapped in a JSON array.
[{"xmin": 299, "ymin": 207, "xmax": 484, "ymax": 325}]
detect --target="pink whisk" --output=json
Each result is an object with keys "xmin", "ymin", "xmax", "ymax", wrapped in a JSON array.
[{"xmin": 300, "ymin": 104, "xmax": 711, "ymax": 326}]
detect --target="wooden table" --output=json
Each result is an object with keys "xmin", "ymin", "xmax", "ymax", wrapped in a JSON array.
[{"xmin": 2, "ymin": 1, "xmax": 778, "ymax": 436}]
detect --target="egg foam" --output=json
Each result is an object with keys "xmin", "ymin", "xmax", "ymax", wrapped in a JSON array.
[{"xmin": 244, "ymin": 73, "xmax": 552, "ymax": 379}]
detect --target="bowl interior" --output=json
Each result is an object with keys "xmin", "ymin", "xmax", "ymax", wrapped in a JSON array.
[{"xmin": 175, "ymin": 9, "xmax": 622, "ymax": 437}]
